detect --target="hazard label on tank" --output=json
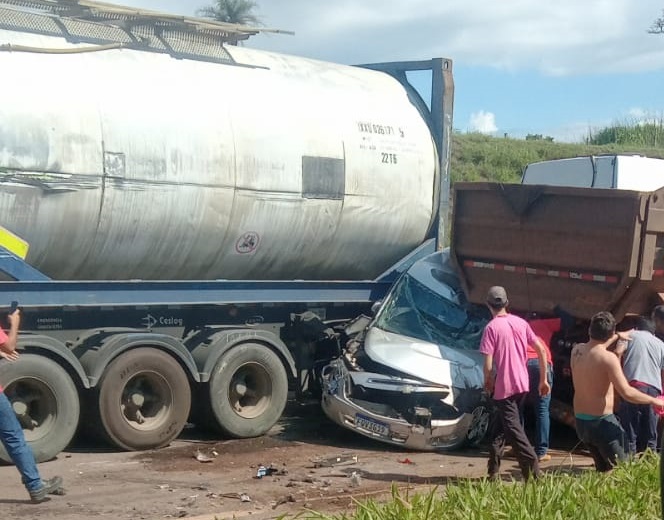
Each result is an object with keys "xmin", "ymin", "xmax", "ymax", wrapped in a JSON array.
[{"xmin": 235, "ymin": 232, "xmax": 260, "ymax": 254}]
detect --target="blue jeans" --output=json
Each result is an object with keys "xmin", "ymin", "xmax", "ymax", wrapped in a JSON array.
[
  {"xmin": 0, "ymin": 391, "xmax": 42, "ymax": 492},
  {"xmin": 527, "ymin": 360, "xmax": 553, "ymax": 457},
  {"xmin": 618, "ymin": 383, "xmax": 660, "ymax": 454}
]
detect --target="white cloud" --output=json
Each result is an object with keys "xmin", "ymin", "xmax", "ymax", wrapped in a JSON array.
[
  {"xmin": 627, "ymin": 107, "xmax": 664, "ymax": 125},
  {"xmin": 629, "ymin": 107, "xmax": 648, "ymax": 119},
  {"xmin": 468, "ymin": 111, "xmax": 498, "ymax": 134},
  {"xmin": 118, "ymin": 0, "xmax": 664, "ymax": 76},
  {"xmin": 38, "ymin": 0, "xmax": 664, "ymax": 141}
]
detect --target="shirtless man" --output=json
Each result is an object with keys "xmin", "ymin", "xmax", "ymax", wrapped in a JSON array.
[{"xmin": 571, "ymin": 311, "xmax": 664, "ymax": 472}]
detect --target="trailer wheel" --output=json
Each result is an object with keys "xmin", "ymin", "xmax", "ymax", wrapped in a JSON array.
[
  {"xmin": 0, "ymin": 354, "xmax": 80, "ymax": 463},
  {"xmin": 207, "ymin": 343, "xmax": 288, "ymax": 438},
  {"xmin": 97, "ymin": 348, "xmax": 191, "ymax": 451}
]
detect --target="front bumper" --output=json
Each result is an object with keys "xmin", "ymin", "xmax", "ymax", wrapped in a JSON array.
[{"xmin": 320, "ymin": 357, "xmax": 475, "ymax": 451}]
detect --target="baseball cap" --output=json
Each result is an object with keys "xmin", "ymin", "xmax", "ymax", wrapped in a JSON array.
[{"xmin": 486, "ymin": 286, "xmax": 508, "ymax": 306}]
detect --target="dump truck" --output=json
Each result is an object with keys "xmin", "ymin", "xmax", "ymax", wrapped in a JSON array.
[
  {"xmin": 0, "ymin": 0, "xmax": 458, "ymax": 462},
  {"xmin": 450, "ymin": 180, "xmax": 664, "ymax": 421}
]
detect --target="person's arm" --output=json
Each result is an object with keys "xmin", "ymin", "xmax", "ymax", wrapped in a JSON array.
[
  {"xmin": 530, "ymin": 337, "xmax": 550, "ymax": 396},
  {"xmin": 526, "ymin": 324, "xmax": 550, "ymax": 396},
  {"xmin": 611, "ymin": 331, "xmax": 631, "ymax": 359},
  {"xmin": 613, "ymin": 339, "xmax": 628, "ymax": 359},
  {"xmin": 606, "ymin": 352, "xmax": 664, "ymax": 409},
  {"xmin": 483, "ymin": 354, "xmax": 494, "ymax": 395},
  {"xmin": 479, "ymin": 326, "xmax": 494, "ymax": 395},
  {"xmin": 0, "ymin": 310, "xmax": 20, "ymax": 361},
  {"xmin": 607, "ymin": 332, "xmax": 627, "ymax": 411}
]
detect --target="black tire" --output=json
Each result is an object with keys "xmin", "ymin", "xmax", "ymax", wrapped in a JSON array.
[
  {"xmin": 96, "ymin": 348, "xmax": 191, "ymax": 451},
  {"xmin": 208, "ymin": 343, "xmax": 288, "ymax": 438},
  {"xmin": 0, "ymin": 354, "xmax": 80, "ymax": 463}
]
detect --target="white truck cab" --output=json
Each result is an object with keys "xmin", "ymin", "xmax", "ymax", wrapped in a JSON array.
[{"xmin": 521, "ymin": 155, "xmax": 664, "ymax": 191}]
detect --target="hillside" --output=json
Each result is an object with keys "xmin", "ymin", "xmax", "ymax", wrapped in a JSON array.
[{"xmin": 451, "ymin": 132, "xmax": 664, "ymax": 184}]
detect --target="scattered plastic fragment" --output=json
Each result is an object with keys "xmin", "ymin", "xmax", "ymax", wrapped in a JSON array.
[
  {"xmin": 194, "ymin": 450, "xmax": 215, "ymax": 463},
  {"xmin": 312, "ymin": 453, "xmax": 358, "ymax": 468},
  {"xmin": 349, "ymin": 471, "xmax": 362, "ymax": 487}
]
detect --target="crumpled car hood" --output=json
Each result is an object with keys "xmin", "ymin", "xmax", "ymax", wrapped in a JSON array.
[{"xmin": 363, "ymin": 326, "xmax": 484, "ymax": 390}]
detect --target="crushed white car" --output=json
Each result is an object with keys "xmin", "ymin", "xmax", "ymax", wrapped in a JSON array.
[{"xmin": 320, "ymin": 251, "xmax": 492, "ymax": 451}]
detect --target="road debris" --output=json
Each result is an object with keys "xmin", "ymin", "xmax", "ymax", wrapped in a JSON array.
[
  {"xmin": 181, "ymin": 495, "xmax": 198, "ymax": 507},
  {"xmin": 220, "ymin": 492, "xmax": 252, "ymax": 503},
  {"xmin": 272, "ymin": 494, "xmax": 296, "ymax": 509},
  {"xmin": 311, "ymin": 453, "xmax": 358, "ymax": 468},
  {"xmin": 254, "ymin": 463, "xmax": 286, "ymax": 478},
  {"xmin": 194, "ymin": 450, "xmax": 216, "ymax": 463}
]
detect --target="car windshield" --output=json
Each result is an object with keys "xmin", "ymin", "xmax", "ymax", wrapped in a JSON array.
[{"xmin": 374, "ymin": 273, "xmax": 487, "ymax": 350}]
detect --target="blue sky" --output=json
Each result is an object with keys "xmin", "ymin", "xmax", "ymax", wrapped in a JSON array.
[{"xmin": 99, "ymin": 1, "xmax": 663, "ymax": 142}]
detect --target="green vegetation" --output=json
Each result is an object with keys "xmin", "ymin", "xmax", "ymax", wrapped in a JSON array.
[
  {"xmin": 196, "ymin": 0, "xmax": 261, "ymax": 25},
  {"xmin": 451, "ymin": 120, "xmax": 664, "ymax": 185},
  {"xmin": 588, "ymin": 119, "xmax": 664, "ymax": 148},
  {"xmin": 288, "ymin": 451, "xmax": 661, "ymax": 520}
]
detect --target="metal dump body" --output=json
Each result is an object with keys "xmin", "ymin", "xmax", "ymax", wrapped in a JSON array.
[{"xmin": 451, "ymin": 182, "xmax": 664, "ymax": 320}]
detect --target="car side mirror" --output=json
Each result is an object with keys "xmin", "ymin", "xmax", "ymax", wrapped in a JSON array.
[{"xmin": 371, "ymin": 301, "xmax": 382, "ymax": 315}]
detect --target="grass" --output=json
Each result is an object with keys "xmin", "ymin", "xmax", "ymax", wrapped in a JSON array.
[
  {"xmin": 588, "ymin": 118, "xmax": 664, "ymax": 148},
  {"xmin": 283, "ymin": 451, "xmax": 662, "ymax": 520},
  {"xmin": 451, "ymin": 128, "xmax": 664, "ymax": 185}
]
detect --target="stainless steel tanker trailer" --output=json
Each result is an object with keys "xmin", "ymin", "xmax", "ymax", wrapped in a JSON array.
[{"xmin": 0, "ymin": 0, "xmax": 455, "ymax": 461}]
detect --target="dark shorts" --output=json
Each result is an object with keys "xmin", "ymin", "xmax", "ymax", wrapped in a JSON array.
[{"xmin": 575, "ymin": 414, "xmax": 627, "ymax": 472}]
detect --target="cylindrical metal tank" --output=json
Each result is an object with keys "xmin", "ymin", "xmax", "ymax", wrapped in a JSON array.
[{"xmin": 0, "ymin": 26, "xmax": 438, "ymax": 280}]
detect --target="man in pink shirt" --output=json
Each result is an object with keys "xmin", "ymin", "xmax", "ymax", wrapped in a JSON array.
[{"xmin": 480, "ymin": 286, "xmax": 550, "ymax": 480}]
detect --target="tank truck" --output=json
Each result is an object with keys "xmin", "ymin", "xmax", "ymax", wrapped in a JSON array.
[{"xmin": 0, "ymin": 0, "xmax": 459, "ymax": 460}]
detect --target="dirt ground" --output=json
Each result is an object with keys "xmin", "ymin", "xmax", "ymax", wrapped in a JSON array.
[{"xmin": 0, "ymin": 400, "xmax": 595, "ymax": 520}]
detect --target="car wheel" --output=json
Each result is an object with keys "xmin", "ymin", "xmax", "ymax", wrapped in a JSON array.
[{"xmin": 466, "ymin": 404, "xmax": 491, "ymax": 447}]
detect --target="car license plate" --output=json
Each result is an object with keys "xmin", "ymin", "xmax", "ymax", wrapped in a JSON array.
[{"xmin": 355, "ymin": 414, "xmax": 389, "ymax": 437}]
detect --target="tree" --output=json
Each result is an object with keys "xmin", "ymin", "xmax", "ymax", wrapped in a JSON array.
[
  {"xmin": 526, "ymin": 133, "xmax": 554, "ymax": 142},
  {"xmin": 196, "ymin": 0, "xmax": 261, "ymax": 26},
  {"xmin": 648, "ymin": 10, "xmax": 664, "ymax": 34}
]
